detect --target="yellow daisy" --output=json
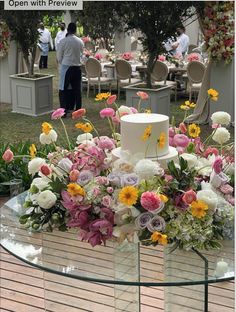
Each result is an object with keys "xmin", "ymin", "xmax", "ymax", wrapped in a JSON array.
[
  {"xmin": 180, "ymin": 105, "xmax": 190, "ymax": 110},
  {"xmin": 151, "ymin": 231, "xmax": 168, "ymax": 245},
  {"xmin": 95, "ymin": 92, "xmax": 111, "ymax": 101},
  {"xmin": 29, "ymin": 144, "xmax": 37, "ymax": 159},
  {"xmin": 141, "ymin": 125, "xmax": 152, "ymax": 141},
  {"xmin": 67, "ymin": 183, "xmax": 85, "ymax": 197},
  {"xmin": 191, "ymin": 200, "xmax": 208, "ymax": 219},
  {"xmin": 188, "ymin": 124, "xmax": 201, "ymax": 138},
  {"xmin": 207, "ymin": 88, "xmax": 219, "ymax": 101},
  {"xmin": 42, "ymin": 122, "xmax": 52, "ymax": 135},
  {"xmin": 158, "ymin": 132, "xmax": 166, "ymax": 149},
  {"xmin": 119, "ymin": 186, "xmax": 138, "ymax": 206}
]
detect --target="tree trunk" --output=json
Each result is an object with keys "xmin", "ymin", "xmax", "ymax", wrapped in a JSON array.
[
  {"xmin": 23, "ymin": 52, "xmax": 31, "ymax": 76},
  {"xmin": 30, "ymin": 45, "xmax": 37, "ymax": 77},
  {"xmin": 146, "ymin": 51, "xmax": 156, "ymax": 89}
]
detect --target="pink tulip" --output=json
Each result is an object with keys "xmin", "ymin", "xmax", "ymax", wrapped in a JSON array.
[
  {"xmin": 2, "ymin": 148, "xmax": 14, "ymax": 162},
  {"xmin": 40, "ymin": 164, "xmax": 51, "ymax": 176},
  {"xmin": 51, "ymin": 108, "xmax": 65, "ymax": 119},
  {"xmin": 107, "ymin": 95, "xmax": 117, "ymax": 105},
  {"xmin": 136, "ymin": 91, "xmax": 149, "ymax": 100},
  {"xmin": 212, "ymin": 157, "xmax": 223, "ymax": 174},
  {"xmin": 100, "ymin": 108, "xmax": 115, "ymax": 118},
  {"xmin": 182, "ymin": 190, "xmax": 197, "ymax": 205},
  {"xmin": 72, "ymin": 108, "xmax": 86, "ymax": 119}
]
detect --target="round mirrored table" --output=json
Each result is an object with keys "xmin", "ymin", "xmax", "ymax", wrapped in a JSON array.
[{"xmin": 1, "ymin": 193, "xmax": 234, "ymax": 312}]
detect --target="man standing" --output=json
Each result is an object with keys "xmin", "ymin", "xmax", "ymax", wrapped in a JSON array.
[
  {"xmin": 57, "ymin": 22, "xmax": 84, "ymax": 116},
  {"xmin": 55, "ymin": 22, "xmax": 67, "ymax": 51},
  {"xmin": 172, "ymin": 26, "xmax": 189, "ymax": 57},
  {"xmin": 38, "ymin": 22, "xmax": 53, "ymax": 69}
]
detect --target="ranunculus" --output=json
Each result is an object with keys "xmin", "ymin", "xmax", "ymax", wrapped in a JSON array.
[
  {"xmin": 210, "ymin": 171, "xmax": 229, "ymax": 188},
  {"xmin": 136, "ymin": 91, "xmax": 149, "ymax": 100},
  {"xmin": 37, "ymin": 190, "xmax": 57, "ymax": 209},
  {"xmin": 2, "ymin": 148, "xmax": 14, "ymax": 162},
  {"xmin": 31, "ymin": 177, "xmax": 49, "ymax": 191},
  {"xmin": 212, "ymin": 157, "xmax": 223, "ymax": 174},
  {"xmin": 58, "ymin": 158, "xmax": 73, "ymax": 173},
  {"xmin": 112, "ymin": 116, "xmax": 120, "ymax": 124},
  {"xmin": 204, "ymin": 147, "xmax": 219, "ymax": 158},
  {"xmin": 135, "ymin": 212, "xmax": 152, "ymax": 229},
  {"xmin": 220, "ymin": 184, "xmax": 233, "ymax": 195},
  {"xmin": 40, "ymin": 164, "xmax": 51, "ymax": 176},
  {"xmin": 135, "ymin": 159, "xmax": 163, "ymax": 179},
  {"xmin": 197, "ymin": 190, "xmax": 218, "ymax": 212},
  {"xmin": 28, "ymin": 157, "xmax": 46, "ymax": 176},
  {"xmin": 51, "ymin": 108, "xmax": 65, "ymax": 120},
  {"xmin": 120, "ymin": 173, "xmax": 139, "ymax": 187},
  {"xmin": 100, "ymin": 108, "xmax": 115, "ymax": 118},
  {"xmin": 72, "ymin": 108, "xmax": 86, "ymax": 119},
  {"xmin": 211, "ymin": 111, "xmax": 231, "ymax": 126},
  {"xmin": 182, "ymin": 190, "xmax": 197, "ymax": 205},
  {"xmin": 181, "ymin": 153, "xmax": 198, "ymax": 169},
  {"xmin": 102, "ymin": 195, "xmax": 112, "ymax": 207},
  {"xmin": 169, "ymin": 127, "xmax": 176, "ymax": 138},
  {"xmin": 147, "ymin": 215, "xmax": 166, "ymax": 232},
  {"xmin": 96, "ymin": 136, "xmax": 115, "ymax": 150},
  {"xmin": 179, "ymin": 122, "xmax": 187, "ymax": 134},
  {"xmin": 130, "ymin": 107, "xmax": 138, "ymax": 114},
  {"xmin": 141, "ymin": 192, "xmax": 162, "ymax": 212},
  {"xmin": 76, "ymin": 133, "xmax": 93, "ymax": 144},
  {"xmin": 69, "ymin": 169, "xmax": 80, "ymax": 182},
  {"xmin": 77, "ymin": 170, "xmax": 93, "ymax": 185},
  {"xmin": 106, "ymin": 95, "xmax": 117, "ymax": 105},
  {"xmin": 39, "ymin": 130, "xmax": 58, "ymax": 145},
  {"xmin": 212, "ymin": 127, "xmax": 230, "ymax": 145},
  {"xmin": 173, "ymin": 134, "xmax": 189, "ymax": 148},
  {"xmin": 116, "ymin": 105, "xmax": 132, "ymax": 117}
]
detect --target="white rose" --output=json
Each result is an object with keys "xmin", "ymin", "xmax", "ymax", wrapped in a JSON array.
[
  {"xmin": 31, "ymin": 178, "xmax": 49, "ymax": 191},
  {"xmin": 116, "ymin": 105, "xmax": 132, "ymax": 117},
  {"xmin": 181, "ymin": 153, "xmax": 198, "ymax": 169},
  {"xmin": 39, "ymin": 129, "xmax": 58, "ymax": 145},
  {"xmin": 134, "ymin": 159, "xmax": 162, "ymax": 179},
  {"xmin": 37, "ymin": 190, "xmax": 57, "ymax": 209},
  {"xmin": 211, "ymin": 111, "xmax": 231, "ymax": 126},
  {"xmin": 58, "ymin": 158, "xmax": 73, "ymax": 173},
  {"xmin": 197, "ymin": 190, "xmax": 218, "ymax": 212},
  {"xmin": 28, "ymin": 158, "xmax": 46, "ymax": 176},
  {"xmin": 76, "ymin": 133, "xmax": 93, "ymax": 144},
  {"xmin": 212, "ymin": 127, "xmax": 230, "ymax": 145}
]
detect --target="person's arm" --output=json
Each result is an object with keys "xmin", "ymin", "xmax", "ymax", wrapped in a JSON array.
[
  {"xmin": 49, "ymin": 31, "xmax": 54, "ymax": 50},
  {"xmin": 57, "ymin": 41, "xmax": 64, "ymax": 64},
  {"xmin": 171, "ymin": 40, "xmax": 179, "ymax": 50}
]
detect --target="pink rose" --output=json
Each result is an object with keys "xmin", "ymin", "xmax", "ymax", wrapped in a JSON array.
[
  {"xmin": 100, "ymin": 108, "xmax": 115, "ymax": 118},
  {"xmin": 69, "ymin": 169, "xmax": 80, "ymax": 182},
  {"xmin": 213, "ymin": 157, "xmax": 223, "ymax": 174},
  {"xmin": 72, "ymin": 108, "xmax": 86, "ymax": 119},
  {"xmin": 173, "ymin": 134, "xmax": 190, "ymax": 148},
  {"xmin": 2, "ymin": 148, "xmax": 14, "ymax": 162},
  {"xmin": 220, "ymin": 184, "xmax": 233, "ymax": 195},
  {"xmin": 51, "ymin": 108, "xmax": 65, "ymax": 120},
  {"xmin": 107, "ymin": 95, "xmax": 117, "ymax": 105},
  {"xmin": 107, "ymin": 187, "xmax": 114, "ymax": 194},
  {"xmin": 136, "ymin": 91, "xmax": 149, "ymax": 100},
  {"xmin": 40, "ymin": 164, "xmax": 51, "ymax": 176},
  {"xmin": 182, "ymin": 190, "xmax": 197, "ymax": 205},
  {"xmin": 141, "ymin": 192, "xmax": 161, "ymax": 212},
  {"xmin": 179, "ymin": 122, "xmax": 187, "ymax": 134},
  {"xmin": 102, "ymin": 195, "xmax": 112, "ymax": 207},
  {"xmin": 158, "ymin": 55, "xmax": 166, "ymax": 62}
]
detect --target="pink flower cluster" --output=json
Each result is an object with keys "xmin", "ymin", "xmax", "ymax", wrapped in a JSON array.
[
  {"xmin": 82, "ymin": 37, "xmax": 91, "ymax": 43},
  {"xmin": 158, "ymin": 55, "xmax": 166, "ymax": 62},
  {"xmin": 187, "ymin": 53, "xmax": 202, "ymax": 62},
  {"xmin": 95, "ymin": 53, "xmax": 102, "ymax": 60},
  {"xmin": 122, "ymin": 52, "xmax": 133, "ymax": 61}
]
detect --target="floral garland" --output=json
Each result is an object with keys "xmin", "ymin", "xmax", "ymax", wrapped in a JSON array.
[
  {"xmin": 0, "ymin": 21, "xmax": 10, "ymax": 58},
  {"xmin": 202, "ymin": 2, "xmax": 234, "ymax": 64}
]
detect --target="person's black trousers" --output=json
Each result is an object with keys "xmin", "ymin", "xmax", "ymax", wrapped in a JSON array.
[
  {"xmin": 59, "ymin": 66, "xmax": 82, "ymax": 113},
  {"xmin": 39, "ymin": 56, "xmax": 48, "ymax": 69}
]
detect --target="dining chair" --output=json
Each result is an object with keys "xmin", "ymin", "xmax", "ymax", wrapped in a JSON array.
[
  {"xmin": 115, "ymin": 59, "xmax": 142, "ymax": 99},
  {"xmin": 188, "ymin": 44, "xmax": 198, "ymax": 54},
  {"xmin": 186, "ymin": 61, "xmax": 206, "ymax": 101},
  {"xmin": 151, "ymin": 60, "xmax": 178, "ymax": 102},
  {"xmin": 85, "ymin": 58, "xmax": 114, "ymax": 97}
]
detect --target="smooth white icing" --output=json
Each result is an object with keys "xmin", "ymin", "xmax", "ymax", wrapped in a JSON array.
[{"xmin": 120, "ymin": 113, "xmax": 169, "ymax": 157}]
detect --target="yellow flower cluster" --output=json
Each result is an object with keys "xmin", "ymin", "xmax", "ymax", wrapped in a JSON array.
[
  {"xmin": 95, "ymin": 92, "xmax": 111, "ymax": 101},
  {"xmin": 42, "ymin": 122, "xmax": 52, "ymax": 135},
  {"xmin": 208, "ymin": 88, "xmax": 219, "ymax": 101},
  {"xmin": 29, "ymin": 144, "xmax": 37, "ymax": 159},
  {"xmin": 157, "ymin": 132, "xmax": 166, "ymax": 149},
  {"xmin": 151, "ymin": 231, "xmax": 168, "ymax": 245},
  {"xmin": 67, "ymin": 183, "xmax": 85, "ymax": 197},
  {"xmin": 119, "ymin": 186, "xmax": 139, "ymax": 206},
  {"xmin": 180, "ymin": 100, "xmax": 196, "ymax": 110},
  {"xmin": 191, "ymin": 200, "xmax": 208, "ymax": 219},
  {"xmin": 188, "ymin": 123, "xmax": 201, "ymax": 138},
  {"xmin": 75, "ymin": 122, "xmax": 93, "ymax": 133},
  {"xmin": 141, "ymin": 125, "xmax": 152, "ymax": 141}
]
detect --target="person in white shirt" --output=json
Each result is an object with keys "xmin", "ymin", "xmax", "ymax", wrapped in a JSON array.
[
  {"xmin": 172, "ymin": 26, "xmax": 189, "ymax": 57},
  {"xmin": 55, "ymin": 22, "xmax": 67, "ymax": 51},
  {"xmin": 57, "ymin": 22, "xmax": 84, "ymax": 115},
  {"xmin": 38, "ymin": 22, "xmax": 53, "ymax": 69}
]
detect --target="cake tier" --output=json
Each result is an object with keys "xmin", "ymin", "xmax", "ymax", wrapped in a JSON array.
[{"xmin": 120, "ymin": 113, "xmax": 169, "ymax": 158}]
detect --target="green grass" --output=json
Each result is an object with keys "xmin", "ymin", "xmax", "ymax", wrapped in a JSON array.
[{"xmin": 0, "ymin": 51, "xmax": 233, "ymax": 146}]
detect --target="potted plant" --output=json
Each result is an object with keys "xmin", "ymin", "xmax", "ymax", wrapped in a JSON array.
[{"xmin": 0, "ymin": 9, "xmax": 60, "ymax": 116}]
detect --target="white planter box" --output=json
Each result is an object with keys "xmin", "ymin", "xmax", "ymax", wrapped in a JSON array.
[
  {"xmin": 10, "ymin": 73, "xmax": 54, "ymax": 116},
  {"xmin": 124, "ymin": 83, "xmax": 171, "ymax": 116}
]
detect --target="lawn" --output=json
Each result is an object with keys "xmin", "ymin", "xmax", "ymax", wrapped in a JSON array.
[{"xmin": 0, "ymin": 51, "xmax": 233, "ymax": 146}]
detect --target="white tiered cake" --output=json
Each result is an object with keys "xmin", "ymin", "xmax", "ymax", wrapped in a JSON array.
[{"xmin": 112, "ymin": 113, "xmax": 178, "ymax": 168}]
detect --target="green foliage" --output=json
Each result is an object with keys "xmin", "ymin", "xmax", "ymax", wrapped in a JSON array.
[{"xmin": 43, "ymin": 14, "xmax": 64, "ymax": 40}]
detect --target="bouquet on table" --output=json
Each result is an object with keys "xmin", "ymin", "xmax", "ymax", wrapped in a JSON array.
[{"xmin": 2, "ymin": 90, "xmax": 234, "ymax": 250}]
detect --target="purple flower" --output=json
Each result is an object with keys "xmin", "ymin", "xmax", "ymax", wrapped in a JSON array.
[
  {"xmin": 107, "ymin": 172, "xmax": 121, "ymax": 186},
  {"xmin": 100, "ymin": 207, "xmax": 114, "ymax": 224},
  {"xmin": 67, "ymin": 211, "xmax": 89, "ymax": 229},
  {"xmin": 77, "ymin": 170, "xmax": 93, "ymax": 186},
  {"xmin": 147, "ymin": 216, "xmax": 166, "ymax": 232},
  {"xmin": 121, "ymin": 173, "xmax": 139, "ymax": 187},
  {"xmin": 174, "ymin": 193, "xmax": 188, "ymax": 211},
  {"xmin": 135, "ymin": 212, "xmax": 153, "ymax": 229}
]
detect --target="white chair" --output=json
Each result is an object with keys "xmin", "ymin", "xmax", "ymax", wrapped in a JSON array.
[
  {"xmin": 151, "ymin": 61, "xmax": 177, "ymax": 102},
  {"xmin": 115, "ymin": 59, "xmax": 142, "ymax": 99},
  {"xmin": 85, "ymin": 58, "xmax": 114, "ymax": 97},
  {"xmin": 187, "ymin": 61, "xmax": 206, "ymax": 101}
]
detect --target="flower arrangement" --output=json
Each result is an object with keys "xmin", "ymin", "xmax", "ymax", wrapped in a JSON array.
[
  {"xmin": 95, "ymin": 53, "xmax": 102, "ymax": 60},
  {"xmin": 81, "ymin": 36, "xmax": 91, "ymax": 43},
  {"xmin": 0, "ymin": 21, "xmax": 10, "ymax": 58},
  {"xmin": 158, "ymin": 55, "xmax": 166, "ymax": 62},
  {"xmin": 202, "ymin": 2, "xmax": 234, "ymax": 64},
  {"xmin": 121, "ymin": 52, "xmax": 134, "ymax": 61},
  {"xmin": 2, "ymin": 90, "xmax": 234, "ymax": 250},
  {"xmin": 186, "ymin": 53, "xmax": 202, "ymax": 62}
]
